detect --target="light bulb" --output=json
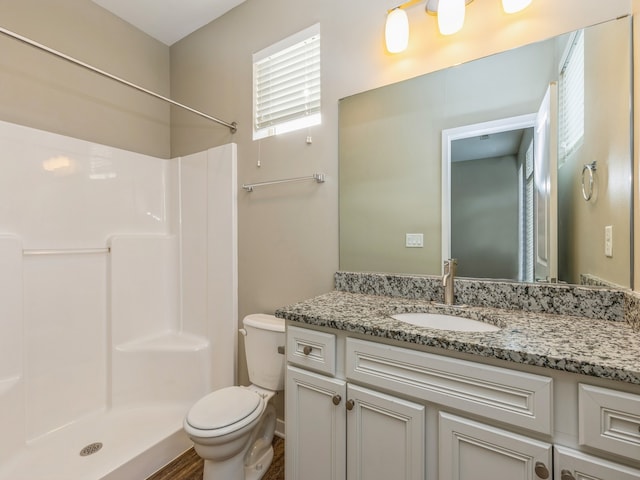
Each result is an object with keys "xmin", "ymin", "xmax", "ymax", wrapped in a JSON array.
[
  {"xmin": 438, "ymin": 0, "xmax": 466, "ymax": 35},
  {"xmin": 385, "ymin": 8, "xmax": 409, "ymax": 53},
  {"xmin": 502, "ymin": 0, "xmax": 532, "ymax": 14}
]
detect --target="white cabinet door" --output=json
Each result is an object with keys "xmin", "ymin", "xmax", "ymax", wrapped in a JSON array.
[
  {"xmin": 346, "ymin": 383, "xmax": 425, "ymax": 480},
  {"xmin": 439, "ymin": 412, "xmax": 552, "ymax": 480},
  {"xmin": 555, "ymin": 446, "xmax": 640, "ymax": 480},
  {"xmin": 286, "ymin": 365, "xmax": 347, "ymax": 480}
]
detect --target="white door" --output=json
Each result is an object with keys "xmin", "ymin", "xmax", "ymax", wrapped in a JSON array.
[
  {"xmin": 554, "ymin": 446, "xmax": 640, "ymax": 480},
  {"xmin": 285, "ymin": 366, "xmax": 347, "ymax": 480},
  {"xmin": 534, "ymin": 83, "xmax": 559, "ymax": 282},
  {"xmin": 439, "ymin": 412, "xmax": 552, "ymax": 480},
  {"xmin": 346, "ymin": 383, "xmax": 425, "ymax": 480}
]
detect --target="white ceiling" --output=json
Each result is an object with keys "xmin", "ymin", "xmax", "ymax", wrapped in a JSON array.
[
  {"xmin": 91, "ymin": 0, "xmax": 246, "ymax": 46},
  {"xmin": 451, "ymin": 129, "xmax": 528, "ymax": 163}
]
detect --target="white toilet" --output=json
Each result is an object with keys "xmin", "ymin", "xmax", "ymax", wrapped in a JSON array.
[{"xmin": 183, "ymin": 314, "xmax": 285, "ymax": 480}]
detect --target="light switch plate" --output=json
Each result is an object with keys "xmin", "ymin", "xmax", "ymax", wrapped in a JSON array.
[
  {"xmin": 604, "ymin": 225, "xmax": 613, "ymax": 257},
  {"xmin": 406, "ymin": 233, "xmax": 424, "ymax": 248}
]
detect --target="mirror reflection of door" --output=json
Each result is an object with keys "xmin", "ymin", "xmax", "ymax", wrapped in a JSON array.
[
  {"xmin": 451, "ymin": 125, "xmax": 536, "ymax": 281},
  {"xmin": 534, "ymin": 83, "xmax": 559, "ymax": 283}
]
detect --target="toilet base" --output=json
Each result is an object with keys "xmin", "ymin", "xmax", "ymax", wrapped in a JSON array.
[
  {"xmin": 202, "ymin": 450, "xmax": 247, "ymax": 480},
  {"xmin": 244, "ymin": 445, "xmax": 274, "ymax": 480}
]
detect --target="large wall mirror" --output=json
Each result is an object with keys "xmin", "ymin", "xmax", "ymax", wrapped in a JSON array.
[{"xmin": 339, "ymin": 16, "xmax": 633, "ymax": 289}]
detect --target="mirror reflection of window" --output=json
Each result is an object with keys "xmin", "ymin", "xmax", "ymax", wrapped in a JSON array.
[
  {"xmin": 558, "ymin": 30, "xmax": 585, "ymax": 166},
  {"xmin": 523, "ymin": 142, "xmax": 535, "ymax": 282}
]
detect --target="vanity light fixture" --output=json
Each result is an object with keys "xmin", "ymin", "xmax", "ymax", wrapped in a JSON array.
[
  {"xmin": 385, "ymin": 0, "xmax": 532, "ymax": 53},
  {"xmin": 501, "ymin": 0, "xmax": 532, "ymax": 14}
]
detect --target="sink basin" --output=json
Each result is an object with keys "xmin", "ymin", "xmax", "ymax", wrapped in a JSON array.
[{"xmin": 391, "ymin": 312, "xmax": 501, "ymax": 332}]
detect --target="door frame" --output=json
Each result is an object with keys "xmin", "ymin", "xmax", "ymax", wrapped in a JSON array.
[{"xmin": 441, "ymin": 114, "xmax": 537, "ymax": 274}]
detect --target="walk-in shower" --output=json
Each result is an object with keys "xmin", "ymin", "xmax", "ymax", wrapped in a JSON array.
[{"xmin": 0, "ymin": 25, "xmax": 238, "ymax": 479}]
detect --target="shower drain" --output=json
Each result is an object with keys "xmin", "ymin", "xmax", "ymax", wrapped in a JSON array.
[{"xmin": 79, "ymin": 442, "xmax": 103, "ymax": 457}]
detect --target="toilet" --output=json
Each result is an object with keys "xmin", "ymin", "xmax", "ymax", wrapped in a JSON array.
[{"xmin": 183, "ymin": 314, "xmax": 285, "ymax": 480}]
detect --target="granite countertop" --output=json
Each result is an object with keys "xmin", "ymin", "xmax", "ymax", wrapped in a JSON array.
[{"xmin": 276, "ymin": 290, "xmax": 640, "ymax": 385}]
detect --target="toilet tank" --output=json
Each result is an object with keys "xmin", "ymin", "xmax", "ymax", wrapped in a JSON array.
[{"xmin": 242, "ymin": 314, "xmax": 285, "ymax": 391}]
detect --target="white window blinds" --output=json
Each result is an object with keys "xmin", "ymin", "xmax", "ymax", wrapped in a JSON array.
[
  {"xmin": 558, "ymin": 30, "xmax": 584, "ymax": 165},
  {"xmin": 253, "ymin": 24, "xmax": 321, "ymax": 139},
  {"xmin": 524, "ymin": 141, "xmax": 534, "ymax": 282}
]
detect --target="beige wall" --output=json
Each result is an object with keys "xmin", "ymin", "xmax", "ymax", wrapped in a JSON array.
[{"xmin": 0, "ymin": 0, "xmax": 171, "ymax": 158}]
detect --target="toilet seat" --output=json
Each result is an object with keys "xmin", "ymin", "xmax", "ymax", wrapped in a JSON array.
[{"xmin": 185, "ymin": 386, "xmax": 264, "ymax": 438}]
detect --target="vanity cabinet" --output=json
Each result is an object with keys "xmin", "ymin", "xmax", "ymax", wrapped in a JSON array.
[
  {"xmin": 286, "ymin": 366, "xmax": 346, "ymax": 480},
  {"xmin": 286, "ymin": 365, "xmax": 425, "ymax": 480},
  {"xmin": 555, "ymin": 383, "xmax": 640, "ymax": 480},
  {"xmin": 346, "ymin": 336, "xmax": 554, "ymax": 480},
  {"xmin": 439, "ymin": 412, "xmax": 552, "ymax": 480},
  {"xmin": 285, "ymin": 324, "xmax": 640, "ymax": 480},
  {"xmin": 578, "ymin": 383, "xmax": 640, "ymax": 461},
  {"xmin": 345, "ymin": 382, "xmax": 424, "ymax": 480},
  {"xmin": 285, "ymin": 326, "xmax": 425, "ymax": 480},
  {"xmin": 554, "ymin": 445, "xmax": 640, "ymax": 480}
]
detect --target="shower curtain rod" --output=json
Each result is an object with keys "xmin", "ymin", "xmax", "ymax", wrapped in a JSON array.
[{"xmin": 0, "ymin": 26, "xmax": 237, "ymax": 134}]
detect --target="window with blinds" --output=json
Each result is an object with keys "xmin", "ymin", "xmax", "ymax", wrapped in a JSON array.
[
  {"xmin": 253, "ymin": 24, "xmax": 321, "ymax": 140},
  {"xmin": 558, "ymin": 30, "xmax": 584, "ymax": 166},
  {"xmin": 524, "ymin": 141, "xmax": 534, "ymax": 282}
]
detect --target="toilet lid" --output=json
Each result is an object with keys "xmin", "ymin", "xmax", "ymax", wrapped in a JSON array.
[{"xmin": 186, "ymin": 386, "xmax": 261, "ymax": 430}]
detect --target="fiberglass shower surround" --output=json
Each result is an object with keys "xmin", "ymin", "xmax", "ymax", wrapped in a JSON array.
[{"xmin": 0, "ymin": 120, "xmax": 238, "ymax": 479}]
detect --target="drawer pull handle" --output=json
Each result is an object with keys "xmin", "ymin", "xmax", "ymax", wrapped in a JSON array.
[
  {"xmin": 534, "ymin": 462, "xmax": 550, "ymax": 479},
  {"xmin": 560, "ymin": 470, "xmax": 576, "ymax": 480},
  {"xmin": 346, "ymin": 399, "xmax": 355, "ymax": 411},
  {"xmin": 332, "ymin": 395, "xmax": 342, "ymax": 406},
  {"xmin": 302, "ymin": 345, "xmax": 312, "ymax": 355}
]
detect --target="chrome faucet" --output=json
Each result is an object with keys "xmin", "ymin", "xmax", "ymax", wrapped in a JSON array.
[{"xmin": 442, "ymin": 259, "xmax": 457, "ymax": 305}]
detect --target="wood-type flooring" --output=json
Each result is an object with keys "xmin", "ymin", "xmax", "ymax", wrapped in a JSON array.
[{"xmin": 147, "ymin": 436, "xmax": 284, "ymax": 480}]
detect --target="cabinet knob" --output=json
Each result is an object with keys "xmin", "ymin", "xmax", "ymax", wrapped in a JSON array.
[
  {"xmin": 332, "ymin": 395, "xmax": 342, "ymax": 406},
  {"xmin": 346, "ymin": 399, "xmax": 355, "ymax": 411},
  {"xmin": 560, "ymin": 470, "xmax": 576, "ymax": 480},
  {"xmin": 302, "ymin": 345, "xmax": 312, "ymax": 355},
  {"xmin": 534, "ymin": 462, "xmax": 550, "ymax": 479}
]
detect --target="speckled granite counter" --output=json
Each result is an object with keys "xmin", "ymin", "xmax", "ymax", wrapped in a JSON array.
[{"xmin": 276, "ymin": 290, "xmax": 640, "ymax": 385}]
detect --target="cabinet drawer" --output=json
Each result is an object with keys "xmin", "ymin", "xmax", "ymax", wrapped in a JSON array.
[
  {"xmin": 346, "ymin": 337, "xmax": 553, "ymax": 434},
  {"xmin": 287, "ymin": 325, "xmax": 336, "ymax": 375},
  {"xmin": 579, "ymin": 383, "xmax": 640, "ymax": 461}
]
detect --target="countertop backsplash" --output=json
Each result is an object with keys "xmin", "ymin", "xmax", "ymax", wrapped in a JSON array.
[
  {"xmin": 335, "ymin": 271, "xmax": 637, "ymax": 329},
  {"xmin": 624, "ymin": 290, "xmax": 640, "ymax": 331}
]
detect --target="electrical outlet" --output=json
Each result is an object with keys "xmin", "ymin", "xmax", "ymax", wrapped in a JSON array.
[
  {"xmin": 405, "ymin": 233, "xmax": 424, "ymax": 248},
  {"xmin": 604, "ymin": 225, "xmax": 613, "ymax": 257}
]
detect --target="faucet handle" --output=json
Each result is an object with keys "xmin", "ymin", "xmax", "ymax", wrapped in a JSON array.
[{"xmin": 443, "ymin": 258, "xmax": 458, "ymax": 273}]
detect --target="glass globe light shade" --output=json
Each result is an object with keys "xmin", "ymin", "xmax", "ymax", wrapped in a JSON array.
[
  {"xmin": 385, "ymin": 8, "xmax": 409, "ymax": 53},
  {"xmin": 502, "ymin": 0, "xmax": 532, "ymax": 14},
  {"xmin": 437, "ymin": 0, "xmax": 466, "ymax": 35}
]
